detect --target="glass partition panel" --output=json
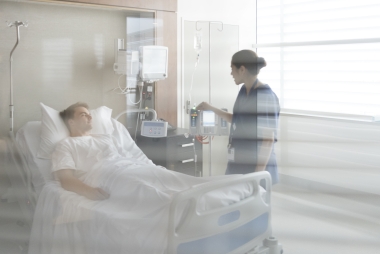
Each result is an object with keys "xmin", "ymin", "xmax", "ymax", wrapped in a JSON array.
[{"xmin": 183, "ymin": 21, "xmax": 239, "ymax": 176}]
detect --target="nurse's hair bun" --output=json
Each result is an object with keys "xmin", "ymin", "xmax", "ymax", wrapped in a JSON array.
[
  {"xmin": 231, "ymin": 50, "xmax": 267, "ymax": 75},
  {"xmin": 257, "ymin": 57, "xmax": 267, "ymax": 69}
]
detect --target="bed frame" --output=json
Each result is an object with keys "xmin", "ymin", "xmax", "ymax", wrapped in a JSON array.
[
  {"xmin": 1, "ymin": 132, "xmax": 282, "ymax": 254},
  {"xmin": 0, "ymin": 135, "xmax": 36, "ymax": 228},
  {"xmin": 168, "ymin": 171, "xmax": 282, "ymax": 254}
]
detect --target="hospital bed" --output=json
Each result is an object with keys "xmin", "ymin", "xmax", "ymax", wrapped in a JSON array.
[{"xmin": 0, "ymin": 118, "xmax": 282, "ymax": 254}]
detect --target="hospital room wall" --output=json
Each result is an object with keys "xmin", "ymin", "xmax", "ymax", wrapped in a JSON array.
[
  {"xmin": 177, "ymin": 0, "xmax": 257, "ymax": 176},
  {"xmin": 0, "ymin": 1, "xmax": 150, "ymax": 138}
]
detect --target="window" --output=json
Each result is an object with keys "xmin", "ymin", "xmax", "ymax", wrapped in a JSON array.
[{"xmin": 256, "ymin": 0, "xmax": 380, "ymax": 116}]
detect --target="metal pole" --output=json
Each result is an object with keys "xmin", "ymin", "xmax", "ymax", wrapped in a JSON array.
[
  {"xmin": 9, "ymin": 26, "xmax": 20, "ymax": 134},
  {"xmin": 195, "ymin": 21, "xmax": 224, "ymax": 176},
  {"xmin": 7, "ymin": 21, "xmax": 28, "ymax": 135},
  {"xmin": 209, "ymin": 22, "xmax": 212, "ymax": 176}
]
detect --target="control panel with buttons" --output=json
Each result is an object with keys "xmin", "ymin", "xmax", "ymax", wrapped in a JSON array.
[{"xmin": 140, "ymin": 121, "xmax": 168, "ymax": 138}]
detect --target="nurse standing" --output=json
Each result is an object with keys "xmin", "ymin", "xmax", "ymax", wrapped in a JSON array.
[{"xmin": 197, "ymin": 50, "xmax": 280, "ymax": 184}]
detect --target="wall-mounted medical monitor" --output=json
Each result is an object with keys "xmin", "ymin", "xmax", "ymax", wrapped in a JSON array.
[{"xmin": 139, "ymin": 46, "xmax": 168, "ymax": 82}]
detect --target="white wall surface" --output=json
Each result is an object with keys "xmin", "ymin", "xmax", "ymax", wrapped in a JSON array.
[
  {"xmin": 0, "ymin": 1, "xmax": 152, "ymax": 137},
  {"xmin": 178, "ymin": 0, "xmax": 256, "ymax": 49}
]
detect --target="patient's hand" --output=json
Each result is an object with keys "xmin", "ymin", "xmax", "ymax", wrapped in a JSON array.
[
  {"xmin": 90, "ymin": 187, "xmax": 110, "ymax": 200},
  {"xmin": 55, "ymin": 169, "xmax": 110, "ymax": 201}
]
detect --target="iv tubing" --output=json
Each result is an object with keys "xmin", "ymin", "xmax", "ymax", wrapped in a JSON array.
[
  {"xmin": 195, "ymin": 20, "xmax": 224, "ymax": 176},
  {"xmin": 115, "ymin": 108, "xmax": 158, "ymax": 121}
]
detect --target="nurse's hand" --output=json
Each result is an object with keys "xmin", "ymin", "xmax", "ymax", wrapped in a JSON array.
[{"xmin": 196, "ymin": 102, "xmax": 212, "ymax": 111}]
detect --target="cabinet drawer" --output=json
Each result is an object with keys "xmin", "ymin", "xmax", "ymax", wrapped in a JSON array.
[
  {"xmin": 135, "ymin": 128, "xmax": 203, "ymax": 176},
  {"xmin": 136, "ymin": 137, "xmax": 166, "ymax": 164},
  {"xmin": 167, "ymin": 136, "xmax": 202, "ymax": 155},
  {"xmin": 166, "ymin": 151, "xmax": 196, "ymax": 169}
]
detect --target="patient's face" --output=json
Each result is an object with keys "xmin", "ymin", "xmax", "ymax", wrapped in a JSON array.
[{"xmin": 69, "ymin": 107, "xmax": 92, "ymax": 133}]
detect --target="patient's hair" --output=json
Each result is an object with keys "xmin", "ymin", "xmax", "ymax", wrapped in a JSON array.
[
  {"xmin": 231, "ymin": 50, "xmax": 267, "ymax": 76},
  {"xmin": 59, "ymin": 102, "xmax": 89, "ymax": 130}
]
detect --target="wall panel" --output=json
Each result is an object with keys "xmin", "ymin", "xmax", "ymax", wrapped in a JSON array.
[
  {"xmin": 54, "ymin": 0, "xmax": 177, "ymax": 12},
  {"xmin": 155, "ymin": 11, "xmax": 177, "ymax": 127},
  {"xmin": 0, "ymin": 1, "xmax": 149, "ymax": 136}
]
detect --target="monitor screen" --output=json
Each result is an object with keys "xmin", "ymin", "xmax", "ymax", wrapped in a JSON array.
[
  {"xmin": 142, "ymin": 47, "xmax": 167, "ymax": 74},
  {"xmin": 202, "ymin": 111, "xmax": 215, "ymax": 126}
]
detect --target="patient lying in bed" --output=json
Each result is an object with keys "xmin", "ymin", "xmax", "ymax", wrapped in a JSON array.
[
  {"xmin": 53, "ymin": 102, "xmax": 213, "ymax": 201},
  {"xmin": 53, "ymin": 102, "xmax": 113, "ymax": 200},
  {"xmin": 30, "ymin": 102, "xmax": 257, "ymax": 254}
]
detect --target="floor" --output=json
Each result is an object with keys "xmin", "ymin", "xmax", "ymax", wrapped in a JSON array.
[
  {"xmin": 271, "ymin": 184, "xmax": 380, "ymax": 254},
  {"xmin": 1, "ymin": 178, "xmax": 379, "ymax": 254},
  {"xmin": 280, "ymin": 166, "xmax": 380, "ymax": 196}
]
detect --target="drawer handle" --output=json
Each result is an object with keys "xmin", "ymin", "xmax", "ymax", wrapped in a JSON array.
[
  {"xmin": 181, "ymin": 143, "xmax": 194, "ymax": 148},
  {"xmin": 181, "ymin": 159, "xmax": 194, "ymax": 163}
]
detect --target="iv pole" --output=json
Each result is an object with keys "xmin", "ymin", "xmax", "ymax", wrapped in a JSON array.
[
  {"xmin": 195, "ymin": 21, "xmax": 224, "ymax": 176},
  {"xmin": 2, "ymin": 21, "xmax": 33, "ymax": 206},
  {"xmin": 7, "ymin": 21, "xmax": 28, "ymax": 137}
]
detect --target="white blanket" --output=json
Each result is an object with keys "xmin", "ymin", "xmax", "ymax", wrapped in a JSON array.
[{"xmin": 29, "ymin": 152, "xmax": 254, "ymax": 254}]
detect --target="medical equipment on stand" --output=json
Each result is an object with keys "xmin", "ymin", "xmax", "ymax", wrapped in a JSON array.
[
  {"xmin": 115, "ymin": 108, "xmax": 168, "ymax": 138},
  {"xmin": 113, "ymin": 39, "xmax": 168, "ymax": 83},
  {"xmin": 186, "ymin": 32, "xmax": 202, "ymax": 114},
  {"xmin": 140, "ymin": 121, "xmax": 168, "ymax": 138},
  {"xmin": 189, "ymin": 107, "xmax": 228, "ymax": 135},
  {"xmin": 139, "ymin": 45, "xmax": 168, "ymax": 82},
  {"xmin": 186, "ymin": 21, "xmax": 225, "ymax": 176},
  {"xmin": 194, "ymin": 31, "xmax": 202, "ymax": 53},
  {"xmin": 189, "ymin": 108, "xmax": 228, "ymax": 145},
  {"xmin": 112, "ymin": 40, "xmax": 168, "ymax": 103},
  {"xmin": 113, "ymin": 39, "xmax": 169, "ymax": 138}
]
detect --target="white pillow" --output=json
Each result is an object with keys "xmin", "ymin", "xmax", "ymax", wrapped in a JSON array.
[{"xmin": 37, "ymin": 103, "xmax": 114, "ymax": 159}]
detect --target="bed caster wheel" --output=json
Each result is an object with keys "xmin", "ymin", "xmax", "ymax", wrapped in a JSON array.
[{"xmin": 264, "ymin": 237, "xmax": 282, "ymax": 254}]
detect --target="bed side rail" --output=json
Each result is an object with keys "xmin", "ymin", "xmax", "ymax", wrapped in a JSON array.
[{"xmin": 167, "ymin": 172, "xmax": 274, "ymax": 254}]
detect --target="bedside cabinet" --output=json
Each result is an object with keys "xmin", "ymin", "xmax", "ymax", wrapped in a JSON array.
[{"xmin": 135, "ymin": 128, "xmax": 202, "ymax": 176}]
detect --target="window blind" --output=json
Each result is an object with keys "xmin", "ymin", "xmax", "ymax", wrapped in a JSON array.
[{"xmin": 256, "ymin": 0, "xmax": 380, "ymax": 116}]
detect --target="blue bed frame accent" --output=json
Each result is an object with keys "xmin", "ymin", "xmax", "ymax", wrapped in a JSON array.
[
  {"xmin": 177, "ymin": 212, "xmax": 269, "ymax": 254},
  {"xmin": 218, "ymin": 210, "xmax": 241, "ymax": 226}
]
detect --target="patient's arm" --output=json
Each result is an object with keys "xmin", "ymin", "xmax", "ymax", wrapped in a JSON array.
[{"xmin": 55, "ymin": 169, "xmax": 110, "ymax": 200}]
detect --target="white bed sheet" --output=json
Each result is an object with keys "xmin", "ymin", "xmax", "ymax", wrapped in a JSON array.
[
  {"xmin": 16, "ymin": 121, "xmax": 52, "ymax": 195},
  {"xmin": 18, "ymin": 120, "xmax": 259, "ymax": 254}
]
